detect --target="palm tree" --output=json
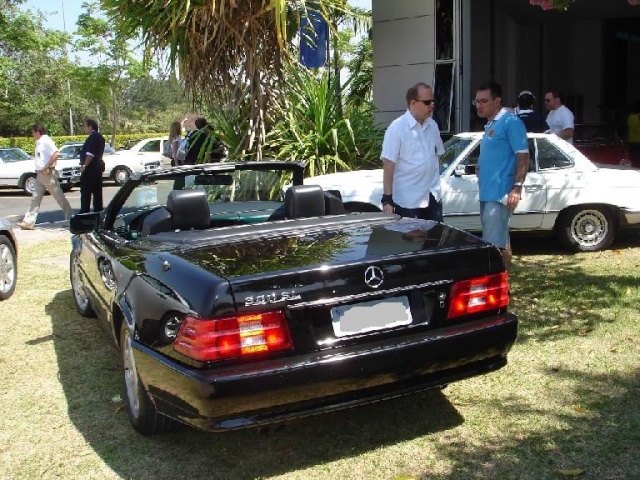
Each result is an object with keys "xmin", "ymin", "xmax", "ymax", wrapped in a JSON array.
[{"xmin": 101, "ymin": 0, "xmax": 358, "ymax": 160}]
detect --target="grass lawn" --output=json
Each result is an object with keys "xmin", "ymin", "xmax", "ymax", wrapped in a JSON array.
[{"xmin": 1, "ymin": 234, "xmax": 639, "ymax": 480}]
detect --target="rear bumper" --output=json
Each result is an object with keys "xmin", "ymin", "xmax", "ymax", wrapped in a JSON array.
[{"xmin": 134, "ymin": 313, "xmax": 518, "ymax": 432}]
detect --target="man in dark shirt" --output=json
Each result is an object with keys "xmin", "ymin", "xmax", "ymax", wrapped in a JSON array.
[
  {"xmin": 79, "ymin": 119, "xmax": 106, "ymax": 213},
  {"xmin": 516, "ymin": 90, "xmax": 549, "ymax": 133},
  {"xmin": 185, "ymin": 117, "xmax": 224, "ymax": 165}
]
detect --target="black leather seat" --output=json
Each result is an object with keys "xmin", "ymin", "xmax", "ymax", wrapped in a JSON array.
[
  {"xmin": 167, "ymin": 189, "xmax": 211, "ymax": 230},
  {"xmin": 285, "ymin": 185, "xmax": 326, "ymax": 219},
  {"xmin": 140, "ymin": 207, "xmax": 172, "ymax": 236},
  {"xmin": 324, "ymin": 191, "xmax": 345, "ymax": 215}
]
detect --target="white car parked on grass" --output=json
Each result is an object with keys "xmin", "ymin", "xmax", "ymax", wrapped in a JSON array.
[
  {"xmin": 306, "ymin": 132, "xmax": 640, "ymax": 252},
  {"xmin": 0, "ymin": 147, "xmax": 80, "ymax": 195},
  {"xmin": 59, "ymin": 137, "xmax": 165, "ymax": 186}
]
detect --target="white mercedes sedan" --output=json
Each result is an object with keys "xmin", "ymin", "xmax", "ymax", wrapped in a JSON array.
[{"xmin": 306, "ymin": 133, "xmax": 640, "ymax": 252}]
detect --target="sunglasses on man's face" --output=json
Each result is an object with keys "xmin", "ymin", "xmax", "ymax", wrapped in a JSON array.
[{"xmin": 416, "ymin": 99, "xmax": 435, "ymax": 106}]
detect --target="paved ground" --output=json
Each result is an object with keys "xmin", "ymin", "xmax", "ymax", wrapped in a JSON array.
[{"xmin": 11, "ymin": 220, "xmax": 71, "ymax": 247}]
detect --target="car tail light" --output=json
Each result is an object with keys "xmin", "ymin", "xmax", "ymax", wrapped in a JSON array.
[
  {"xmin": 174, "ymin": 311, "xmax": 293, "ymax": 361},
  {"xmin": 447, "ymin": 272, "xmax": 509, "ymax": 320}
]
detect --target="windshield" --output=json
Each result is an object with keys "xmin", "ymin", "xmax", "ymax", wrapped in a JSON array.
[
  {"xmin": 0, "ymin": 148, "xmax": 30, "ymax": 162},
  {"xmin": 440, "ymin": 137, "xmax": 473, "ymax": 173}
]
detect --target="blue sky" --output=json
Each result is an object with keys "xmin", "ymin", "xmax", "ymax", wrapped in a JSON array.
[
  {"xmin": 23, "ymin": 0, "xmax": 83, "ymax": 32},
  {"xmin": 24, "ymin": 0, "xmax": 371, "ymax": 32}
]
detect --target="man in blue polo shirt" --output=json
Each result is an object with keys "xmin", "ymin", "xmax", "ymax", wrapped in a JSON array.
[{"xmin": 474, "ymin": 81, "xmax": 529, "ymax": 268}]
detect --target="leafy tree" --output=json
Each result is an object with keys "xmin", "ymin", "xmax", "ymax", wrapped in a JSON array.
[
  {"xmin": 345, "ymin": 30, "xmax": 372, "ymax": 110},
  {"xmin": 75, "ymin": 1, "xmax": 144, "ymax": 144},
  {"xmin": 120, "ymin": 76, "xmax": 191, "ymax": 133},
  {"xmin": 0, "ymin": 3, "xmax": 75, "ymax": 135}
]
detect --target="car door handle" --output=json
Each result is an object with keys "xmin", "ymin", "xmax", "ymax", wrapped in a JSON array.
[{"xmin": 524, "ymin": 184, "xmax": 544, "ymax": 191}]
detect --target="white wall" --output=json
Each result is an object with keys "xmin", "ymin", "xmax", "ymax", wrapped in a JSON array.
[{"xmin": 372, "ymin": 0, "xmax": 436, "ymax": 126}]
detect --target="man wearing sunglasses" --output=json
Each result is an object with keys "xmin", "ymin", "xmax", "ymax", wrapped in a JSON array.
[{"xmin": 381, "ymin": 82, "xmax": 445, "ymax": 222}]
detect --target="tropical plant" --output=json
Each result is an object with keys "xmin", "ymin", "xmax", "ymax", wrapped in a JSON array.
[
  {"xmin": 345, "ymin": 30, "xmax": 372, "ymax": 110},
  {"xmin": 100, "ymin": 0, "xmax": 356, "ymax": 160},
  {"xmin": 266, "ymin": 65, "xmax": 353, "ymax": 176},
  {"xmin": 266, "ymin": 64, "xmax": 382, "ymax": 176}
]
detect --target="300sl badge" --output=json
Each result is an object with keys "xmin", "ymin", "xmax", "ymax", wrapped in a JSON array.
[{"xmin": 244, "ymin": 291, "xmax": 301, "ymax": 306}]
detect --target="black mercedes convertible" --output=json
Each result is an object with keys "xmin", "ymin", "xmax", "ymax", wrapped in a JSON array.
[{"xmin": 69, "ymin": 161, "xmax": 518, "ymax": 434}]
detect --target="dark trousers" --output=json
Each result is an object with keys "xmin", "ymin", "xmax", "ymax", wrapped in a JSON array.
[
  {"xmin": 394, "ymin": 193, "xmax": 443, "ymax": 222},
  {"xmin": 80, "ymin": 167, "xmax": 103, "ymax": 213}
]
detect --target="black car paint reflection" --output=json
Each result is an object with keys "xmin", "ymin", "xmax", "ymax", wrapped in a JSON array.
[{"xmin": 69, "ymin": 162, "xmax": 517, "ymax": 433}]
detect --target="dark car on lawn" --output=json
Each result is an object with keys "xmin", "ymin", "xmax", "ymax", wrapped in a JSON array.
[
  {"xmin": 573, "ymin": 123, "xmax": 631, "ymax": 166},
  {"xmin": 0, "ymin": 216, "xmax": 17, "ymax": 300},
  {"xmin": 69, "ymin": 161, "xmax": 518, "ymax": 434}
]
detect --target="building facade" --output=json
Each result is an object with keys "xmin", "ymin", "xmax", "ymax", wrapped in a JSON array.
[{"xmin": 372, "ymin": 0, "xmax": 640, "ymax": 134}]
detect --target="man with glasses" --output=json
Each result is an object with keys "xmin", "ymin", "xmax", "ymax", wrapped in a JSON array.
[
  {"xmin": 381, "ymin": 82, "xmax": 444, "ymax": 221},
  {"xmin": 474, "ymin": 81, "xmax": 529, "ymax": 268},
  {"xmin": 544, "ymin": 91, "xmax": 574, "ymax": 143}
]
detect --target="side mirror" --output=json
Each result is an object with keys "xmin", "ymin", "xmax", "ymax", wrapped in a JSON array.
[
  {"xmin": 454, "ymin": 164, "xmax": 476, "ymax": 176},
  {"xmin": 70, "ymin": 212, "xmax": 100, "ymax": 234}
]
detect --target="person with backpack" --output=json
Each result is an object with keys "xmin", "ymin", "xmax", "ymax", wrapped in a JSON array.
[{"xmin": 184, "ymin": 117, "xmax": 224, "ymax": 165}]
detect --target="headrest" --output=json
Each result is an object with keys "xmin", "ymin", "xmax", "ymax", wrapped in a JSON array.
[
  {"xmin": 167, "ymin": 189, "xmax": 210, "ymax": 230},
  {"xmin": 324, "ymin": 191, "xmax": 345, "ymax": 215},
  {"xmin": 285, "ymin": 185, "xmax": 325, "ymax": 219}
]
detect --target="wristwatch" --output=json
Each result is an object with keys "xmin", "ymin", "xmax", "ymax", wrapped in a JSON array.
[{"xmin": 513, "ymin": 182, "xmax": 523, "ymax": 187}]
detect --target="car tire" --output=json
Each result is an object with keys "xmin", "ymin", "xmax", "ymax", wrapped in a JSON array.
[
  {"xmin": 61, "ymin": 184, "xmax": 73, "ymax": 193},
  {"xmin": 120, "ymin": 325, "xmax": 179, "ymax": 435},
  {"xmin": 70, "ymin": 251, "xmax": 97, "ymax": 318},
  {"xmin": 112, "ymin": 167, "xmax": 132, "ymax": 186},
  {"xmin": 556, "ymin": 205, "xmax": 616, "ymax": 252},
  {"xmin": 0, "ymin": 235, "xmax": 17, "ymax": 301},
  {"xmin": 22, "ymin": 174, "xmax": 37, "ymax": 195}
]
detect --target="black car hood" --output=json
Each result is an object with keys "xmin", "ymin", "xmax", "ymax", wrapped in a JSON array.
[{"xmin": 132, "ymin": 214, "xmax": 485, "ymax": 279}]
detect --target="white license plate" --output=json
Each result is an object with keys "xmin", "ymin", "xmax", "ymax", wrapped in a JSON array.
[{"xmin": 331, "ymin": 296, "xmax": 413, "ymax": 337}]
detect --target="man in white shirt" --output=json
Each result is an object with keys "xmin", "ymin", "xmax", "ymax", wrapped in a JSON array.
[
  {"xmin": 381, "ymin": 82, "xmax": 444, "ymax": 221},
  {"xmin": 17, "ymin": 123, "xmax": 73, "ymax": 230},
  {"xmin": 544, "ymin": 91, "xmax": 574, "ymax": 143}
]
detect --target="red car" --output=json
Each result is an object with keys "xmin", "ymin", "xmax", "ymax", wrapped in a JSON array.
[{"xmin": 573, "ymin": 123, "xmax": 631, "ymax": 166}]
